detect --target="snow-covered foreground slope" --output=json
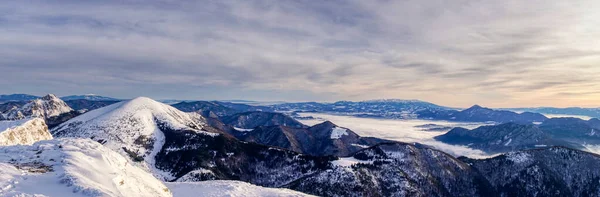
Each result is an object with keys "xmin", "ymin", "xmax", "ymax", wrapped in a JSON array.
[
  {"xmin": 0, "ymin": 118, "xmax": 52, "ymax": 146},
  {"xmin": 52, "ymin": 97, "xmax": 215, "ymax": 180},
  {"xmin": 166, "ymin": 181, "xmax": 315, "ymax": 197},
  {"xmin": 0, "ymin": 138, "xmax": 171, "ymax": 197}
]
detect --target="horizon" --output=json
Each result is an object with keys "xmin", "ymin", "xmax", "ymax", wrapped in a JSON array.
[
  {"xmin": 3, "ymin": 92, "xmax": 600, "ymax": 109},
  {"xmin": 2, "ymin": 1, "xmax": 600, "ymax": 108}
]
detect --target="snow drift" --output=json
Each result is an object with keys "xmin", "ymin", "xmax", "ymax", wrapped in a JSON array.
[{"xmin": 0, "ymin": 138, "xmax": 171, "ymax": 197}]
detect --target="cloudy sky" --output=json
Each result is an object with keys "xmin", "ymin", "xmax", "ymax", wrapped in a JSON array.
[{"xmin": 1, "ymin": 0, "xmax": 599, "ymax": 107}]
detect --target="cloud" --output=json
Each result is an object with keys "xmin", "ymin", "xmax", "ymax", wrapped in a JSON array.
[{"xmin": 0, "ymin": 0, "xmax": 599, "ymax": 107}]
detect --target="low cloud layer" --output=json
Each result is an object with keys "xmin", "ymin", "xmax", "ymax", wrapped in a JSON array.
[{"xmin": 1, "ymin": 0, "xmax": 599, "ymax": 107}]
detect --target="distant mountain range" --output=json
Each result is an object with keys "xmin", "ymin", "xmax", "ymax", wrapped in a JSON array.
[
  {"xmin": 2, "ymin": 95, "xmax": 600, "ymax": 196},
  {"xmin": 64, "ymin": 99, "xmax": 120, "ymax": 112},
  {"xmin": 0, "ymin": 94, "xmax": 39, "ymax": 103},
  {"xmin": 172, "ymin": 100, "xmax": 273, "ymax": 117},
  {"xmin": 436, "ymin": 117, "xmax": 600, "ymax": 153},
  {"xmin": 417, "ymin": 105, "xmax": 549, "ymax": 123},
  {"xmin": 271, "ymin": 100, "xmax": 549, "ymax": 124},
  {"xmin": 59, "ymin": 94, "xmax": 121, "ymax": 101},
  {"xmin": 0, "ymin": 94, "xmax": 121, "ymax": 102},
  {"xmin": 271, "ymin": 99, "xmax": 449, "ymax": 119},
  {"xmin": 506, "ymin": 107, "xmax": 600, "ymax": 118}
]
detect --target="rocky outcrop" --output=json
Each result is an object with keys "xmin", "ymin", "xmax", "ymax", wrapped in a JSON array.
[{"xmin": 0, "ymin": 118, "xmax": 52, "ymax": 146}]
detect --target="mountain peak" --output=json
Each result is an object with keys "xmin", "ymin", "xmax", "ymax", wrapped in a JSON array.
[
  {"xmin": 317, "ymin": 120, "xmax": 337, "ymax": 127},
  {"xmin": 52, "ymin": 96, "xmax": 213, "ymax": 180},
  {"xmin": 1, "ymin": 94, "xmax": 72, "ymax": 120},
  {"xmin": 468, "ymin": 104, "xmax": 484, "ymax": 109},
  {"xmin": 40, "ymin": 94, "xmax": 59, "ymax": 100}
]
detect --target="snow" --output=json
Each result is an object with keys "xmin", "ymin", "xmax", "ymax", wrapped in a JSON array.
[
  {"xmin": 331, "ymin": 157, "xmax": 373, "ymax": 167},
  {"xmin": 330, "ymin": 127, "xmax": 348, "ymax": 139},
  {"xmin": 0, "ymin": 138, "xmax": 171, "ymax": 197},
  {"xmin": 351, "ymin": 143, "xmax": 371, "ymax": 149},
  {"xmin": 4, "ymin": 94, "xmax": 73, "ymax": 120},
  {"xmin": 0, "ymin": 118, "xmax": 52, "ymax": 146},
  {"xmin": 298, "ymin": 113, "xmax": 494, "ymax": 158},
  {"xmin": 583, "ymin": 144, "xmax": 600, "ymax": 155},
  {"xmin": 233, "ymin": 127, "xmax": 254, "ymax": 132},
  {"xmin": 52, "ymin": 97, "xmax": 216, "ymax": 181},
  {"xmin": 175, "ymin": 169, "xmax": 215, "ymax": 182},
  {"xmin": 0, "ymin": 119, "xmax": 32, "ymax": 132},
  {"xmin": 166, "ymin": 180, "xmax": 315, "ymax": 197},
  {"xmin": 506, "ymin": 152, "xmax": 531, "ymax": 164}
]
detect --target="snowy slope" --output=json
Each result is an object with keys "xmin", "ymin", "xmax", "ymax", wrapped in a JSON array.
[
  {"xmin": 0, "ymin": 138, "xmax": 171, "ymax": 197},
  {"xmin": 166, "ymin": 181, "xmax": 315, "ymax": 197},
  {"xmin": 52, "ymin": 97, "xmax": 214, "ymax": 180},
  {"xmin": 0, "ymin": 118, "xmax": 52, "ymax": 146},
  {"xmin": 3, "ymin": 94, "xmax": 73, "ymax": 120}
]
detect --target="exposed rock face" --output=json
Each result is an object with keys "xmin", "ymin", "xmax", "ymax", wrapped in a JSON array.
[{"xmin": 0, "ymin": 118, "xmax": 52, "ymax": 146}]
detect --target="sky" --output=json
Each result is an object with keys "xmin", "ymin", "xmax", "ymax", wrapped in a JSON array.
[{"xmin": 1, "ymin": 0, "xmax": 599, "ymax": 108}]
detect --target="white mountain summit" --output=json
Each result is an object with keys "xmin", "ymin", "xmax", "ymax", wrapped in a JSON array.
[{"xmin": 52, "ymin": 97, "xmax": 216, "ymax": 180}]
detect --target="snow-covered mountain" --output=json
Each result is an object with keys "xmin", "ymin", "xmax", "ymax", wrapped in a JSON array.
[
  {"xmin": 2, "ymin": 94, "xmax": 74, "ymax": 120},
  {"xmin": 0, "ymin": 138, "xmax": 172, "ymax": 197},
  {"xmin": 51, "ymin": 97, "xmax": 336, "ymax": 186},
  {"xmin": 61, "ymin": 94, "xmax": 121, "ymax": 101},
  {"xmin": 52, "ymin": 97, "xmax": 213, "ymax": 180},
  {"xmin": 0, "ymin": 118, "xmax": 52, "ymax": 146}
]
